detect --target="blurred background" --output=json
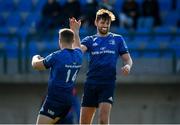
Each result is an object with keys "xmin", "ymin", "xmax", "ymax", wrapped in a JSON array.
[{"xmin": 0, "ymin": 0, "xmax": 180, "ymax": 124}]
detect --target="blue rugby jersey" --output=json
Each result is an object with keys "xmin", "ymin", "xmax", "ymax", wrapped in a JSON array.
[
  {"xmin": 43, "ymin": 48, "xmax": 83, "ymax": 93},
  {"xmin": 81, "ymin": 33, "xmax": 129, "ymax": 84}
]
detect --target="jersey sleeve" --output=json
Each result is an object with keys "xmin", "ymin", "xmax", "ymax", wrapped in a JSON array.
[
  {"xmin": 117, "ymin": 36, "xmax": 129, "ymax": 55},
  {"xmin": 75, "ymin": 48, "xmax": 83, "ymax": 55},
  {"xmin": 81, "ymin": 36, "xmax": 91, "ymax": 52},
  {"xmin": 43, "ymin": 52, "xmax": 56, "ymax": 69}
]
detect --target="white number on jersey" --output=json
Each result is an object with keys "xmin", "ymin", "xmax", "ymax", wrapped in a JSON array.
[{"xmin": 66, "ymin": 69, "xmax": 78, "ymax": 83}]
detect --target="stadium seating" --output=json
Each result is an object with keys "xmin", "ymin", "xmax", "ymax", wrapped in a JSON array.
[
  {"xmin": 137, "ymin": 17, "xmax": 154, "ymax": 30},
  {"xmin": 5, "ymin": 12, "xmax": 22, "ymax": 34},
  {"xmin": 174, "ymin": 28, "xmax": 180, "ymax": 42},
  {"xmin": 158, "ymin": 0, "xmax": 171, "ymax": 11},
  {"xmin": 163, "ymin": 11, "xmax": 179, "ymax": 27},
  {"xmin": 0, "ymin": 0, "xmax": 15, "ymax": 12},
  {"xmin": 0, "ymin": 0, "xmax": 179, "ymax": 59},
  {"xmin": 152, "ymin": 26, "xmax": 172, "ymax": 43},
  {"xmin": 133, "ymin": 27, "xmax": 152, "ymax": 43}
]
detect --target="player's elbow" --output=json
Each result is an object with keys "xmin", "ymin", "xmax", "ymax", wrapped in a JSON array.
[{"xmin": 130, "ymin": 57, "xmax": 133, "ymax": 67}]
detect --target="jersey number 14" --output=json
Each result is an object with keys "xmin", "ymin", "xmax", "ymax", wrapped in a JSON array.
[{"xmin": 66, "ymin": 69, "xmax": 78, "ymax": 83}]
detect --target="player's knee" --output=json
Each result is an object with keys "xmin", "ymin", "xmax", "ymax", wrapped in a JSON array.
[
  {"xmin": 99, "ymin": 117, "xmax": 109, "ymax": 124},
  {"xmin": 98, "ymin": 113, "xmax": 109, "ymax": 124}
]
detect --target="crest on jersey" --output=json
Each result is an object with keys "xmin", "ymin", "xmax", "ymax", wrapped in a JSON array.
[
  {"xmin": 92, "ymin": 42, "xmax": 98, "ymax": 46},
  {"xmin": 109, "ymin": 40, "xmax": 115, "ymax": 45}
]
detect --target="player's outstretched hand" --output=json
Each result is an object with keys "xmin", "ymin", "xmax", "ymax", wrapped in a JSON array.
[
  {"xmin": 121, "ymin": 64, "xmax": 131, "ymax": 76},
  {"xmin": 33, "ymin": 55, "xmax": 43, "ymax": 60},
  {"xmin": 69, "ymin": 17, "xmax": 81, "ymax": 33}
]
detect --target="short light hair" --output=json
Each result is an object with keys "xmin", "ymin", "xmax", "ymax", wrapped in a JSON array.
[
  {"xmin": 95, "ymin": 9, "xmax": 115, "ymax": 22},
  {"xmin": 59, "ymin": 28, "xmax": 74, "ymax": 44}
]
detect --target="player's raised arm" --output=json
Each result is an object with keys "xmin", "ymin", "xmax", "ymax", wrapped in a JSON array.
[
  {"xmin": 69, "ymin": 17, "xmax": 87, "ymax": 52},
  {"xmin": 69, "ymin": 17, "xmax": 81, "ymax": 48},
  {"xmin": 31, "ymin": 55, "xmax": 46, "ymax": 70}
]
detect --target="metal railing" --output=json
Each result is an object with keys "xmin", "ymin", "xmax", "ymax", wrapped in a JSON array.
[
  {"xmin": 0, "ymin": 48, "xmax": 7, "ymax": 74},
  {"xmin": 0, "ymin": 32, "xmax": 179, "ymax": 74},
  {"xmin": 129, "ymin": 48, "xmax": 177, "ymax": 74},
  {"xmin": 0, "ymin": 33, "xmax": 22, "ymax": 74}
]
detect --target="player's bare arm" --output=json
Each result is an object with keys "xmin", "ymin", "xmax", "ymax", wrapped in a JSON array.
[
  {"xmin": 69, "ymin": 17, "xmax": 87, "ymax": 53},
  {"xmin": 32, "ymin": 55, "xmax": 46, "ymax": 70},
  {"xmin": 121, "ymin": 53, "xmax": 133, "ymax": 76},
  {"xmin": 69, "ymin": 17, "xmax": 81, "ymax": 48}
]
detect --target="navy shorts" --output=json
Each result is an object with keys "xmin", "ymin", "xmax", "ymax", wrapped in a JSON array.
[
  {"xmin": 39, "ymin": 95, "xmax": 72, "ymax": 120},
  {"xmin": 81, "ymin": 83, "xmax": 115, "ymax": 107}
]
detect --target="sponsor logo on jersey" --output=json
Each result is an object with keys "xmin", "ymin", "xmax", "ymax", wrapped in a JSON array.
[
  {"xmin": 109, "ymin": 40, "xmax": 115, "ymax": 45},
  {"xmin": 48, "ymin": 109, "xmax": 55, "ymax": 116},
  {"xmin": 91, "ymin": 50, "xmax": 115, "ymax": 55},
  {"xmin": 92, "ymin": 42, "xmax": 98, "ymax": 47},
  {"xmin": 108, "ymin": 96, "xmax": 113, "ymax": 102}
]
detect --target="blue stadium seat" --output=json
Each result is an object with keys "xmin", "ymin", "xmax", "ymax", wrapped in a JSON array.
[
  {"xmin": 0, "ymin": 14, "xmax": 5, "ymax": 26},
  {"xmin": 28, "ymin": 39, "xmax": 58, "ymax": 57},
  {"xmin": 0, "ymin": 12, "xmax": 10, "ymax": 22},
  {"xmin": 170, "ymin": 41, "xmax": 180, "ymax": 57},
  {"xmin": 0, "ymin": 36, "xmax": 9, "ymax": 44},
  {"xmin": 127, "ymin": 41, "xmax": 148, "ymax": 50},
  {"xmin": 115, "ymin": 0, "xmax": 125, "ymax": 13},
  {"xmin": 16, "ymin": 0, "xmax": 33, "ymax": 12},
  {"xmin": 126, "ymin": 42, "xmax": 141, "ymax": 58},
  {"xmin": 174, "ymin": 29, "xmax": 180, "ymax": 42},
  {"xmin": 79, "ymin": 27, "xmax": 92, "ymax": 40},
  {"xmin": 141, "ymin": 41, "xmax": 161, "ymax": 57},
  {"xmin": 28, "ymin": 40, "xmax": 39, "ymax": 56},
  {"xmin": 145, "ymin": 40, "xmax": 169, "ymax": 50},
  {"xmin": 142, "ymin": 52, "xmax": 160, "ymax": 58},
  {"xmin": 6, "ymin": 12, "xmax": 21, "ymax": 29},
  {"xmin": 128, "ymin": 50, "xmax": 140, "ymax": 58},
  {"xmin": 57, "ymin": 0, "xmax": 67, "ymax": 6},
  {"xmin": 5, "ymin": 45, "xmax": 18, "ymax": 58},
  {"xmin": 136, "ymin": 0, "xmax": 143, "ymax": 4},
  {"xmin": 158, "ymin": 0, "xmax": 171, "ymax": 11},
  {"xmin": 153, "ymin": 26, "xmax": 172, "ymax": 42},
  {"xmin": 42, "ymin": 40, "xmax": 58, "ymax": 55},
  {"xmin": 0, "ymin": 27, "xmax": 9, "ymax": 34},
  {"xmin": 0, "ymin": 0, "xmax": 15, "ymax": 12},
  {"xmin": 163, "ymin": 11, "xmax": 179, "ymax": 27},
  {"xmin": 112, "ymin": 27, "xmax": 128, "ymax": 34},
  {"xmin": 33, "ymin": 0, "xmax": 46, "ymax": 12},
  {"xmin": 20, "ymin": 12, "xmax": 30, "ymax": 25},
  {"xmin": 4, "ymin": 37, "xmax": 19, "ymax": 58},
  {"xmin": 133, "ymin": 27, "xmax": 152, "ymax": 43},
  {"xmin": 137, "ymin": 17, "xmax": 154, "ymax": 29},
  {"xmin": 113, "ymin": 27, "xmax": 129, "ymax": 42},
  {"xmin": 18, "ymin": 26, "xmax": 29, "ymax": 39},
  {"xmin": 177, "ymin": 0, "xmax": 180, "ymax": 11},
  {"xmin": 111, "ymin": 27, "xmax": 129, "ymax": 41},
  {"xmin": 24, "ymin": 12, "xmax": 40, "ymax": 28},
  {"xmin": 79, "ymin": 0, "xmax": 87, "ymax": 6}
]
